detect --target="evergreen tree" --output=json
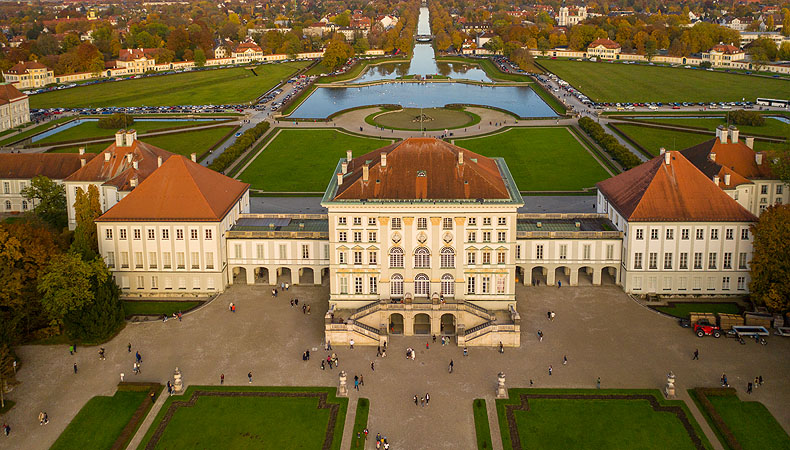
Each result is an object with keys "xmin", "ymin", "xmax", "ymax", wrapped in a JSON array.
[
  {"xmin": 21, "ymin": 175, "xmax": 67, "ymax": 230},
  {"xmin": 63, "ymin": 275, "xmax": 124, "ymax": 342},
  {"xmin": 749, "ymin": 205, "xmax": 790, "ymax": 312},
  {"xmin": 71, "ymin": 185, "xmax": 101, "ymax": 261}
]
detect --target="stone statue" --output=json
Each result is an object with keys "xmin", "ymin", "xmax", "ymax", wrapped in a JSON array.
[
  {"xmin": 664, "ymin": 370, "xmax": 676, "ymax": 399},
  {"xmin": 338, "ymin": 371, "xmax": 348, "ymax": 397},
  {"xmin": 496, "ymin": 372, "xmax": 508, "ymax": 398},
  {"xmin": 173, "ymin": 367, "xmax": 183, "ymax": 394}
]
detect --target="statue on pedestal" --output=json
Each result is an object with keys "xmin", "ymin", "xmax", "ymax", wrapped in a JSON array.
[
  {"xmin": 496, "ymin": 372, "xmax": 508, "ymax": 399},
  {"xmin": 173, "ymin": 367, "xmax": 183, "ymax": 394},
  {"xmin": 664, "ymin": 371, "xmax": 676, "ymax": 399},
  {"xmin": 338, "ymin": 371, "xmax": 348, "ymax": 397}
]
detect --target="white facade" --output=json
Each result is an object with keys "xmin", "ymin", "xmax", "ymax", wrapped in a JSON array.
[
  {"xmin": 1, "ymin": 178, "xmax": 32, "ymax": 213},
  {"xmin": 0, "ymin": 95, "xmax": 29, "ymax": 131},
  {"xmin": 557, "ymin": 6, "xmax": 587, "ymax": 26}
]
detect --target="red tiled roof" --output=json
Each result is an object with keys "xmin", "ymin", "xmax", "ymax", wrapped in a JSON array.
[
  {"xmin": 0, "ymin": 153, "xmax": 95, "ymax": 180},
  {"xmin": 0, "ymin": 83, "xmax": 27, "ymax": 104},
  {"xmin": 680, "ymin": 137, "xmax": 774, "ymax": 186},
  {"xmin": 588, "ymin": 38, "xmax": 621, "ymax": 49},
  {"xmin": 711, "ymin": 44, "xmax": 741, "ymax": 54},
  {"xmin": 64, "ymin": 137, "xmax": 174, "ymax": 191},
  {"xmin": 6, "ymin": 61, "xmax": 49, "ymax": 74},
  {"xmin": 118, "ymin": 48, "xmax": 157, "ymax": 61},
  {"xmin": 234, "ymin": 41, "xmax": 262, "ymax": 52},
  {"xmin": 97, "ymin": 155, "xmax": 249, "ymax": 222},
  {"xmin": 596, "ymin": 151, "xmax": 757, "ymax": 222},
  {"xmin": 333, "ymin": 138, "xmax": 510, "ymax": 201}
]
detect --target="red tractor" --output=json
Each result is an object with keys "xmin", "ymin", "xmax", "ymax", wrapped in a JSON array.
[{"xmin": 694, "ymin": 320, "xmax": 722, "ymax": 338}]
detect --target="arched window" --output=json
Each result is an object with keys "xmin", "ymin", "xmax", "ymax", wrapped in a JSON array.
[
  {"xmin": 4, "ymin": 200, "xmax": 10, "ymax": 210},
  {"xmin": 414, "ymin": 273, "xmax": 430, "ymax": 296},
  {"xmin": 21, "ymin": 200, "xmax": 27, "ymax": 210},
  {"xmin": 414, "ymin": 247, "xmax": 431, "ymax": 269},
  {"xmin": 390, "ymin": 273, "xmax": 403, "ymax": 296},
  {"xmin": 440, "ymin": 247, "xmax": 455, "ymax": 268},
  {"xmin": 389, "ymin": 247, "xmax": 404, "ymax": 268},
  {"xmin": 441, "ymin": 274, "xmax": 455, "ymax": 296}
]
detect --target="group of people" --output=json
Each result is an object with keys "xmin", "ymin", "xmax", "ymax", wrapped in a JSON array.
[
  {"xmin": 321, "ymin": 353, "xmax": 339, "ymax": 370},
  {"xmin": 747, "ymin": 375, "xmax": 765, "ymax": 394},
  {"xmin": 431, "ymin": 334, "xmax": 451, "ymax": 346},
  {"xmin": 413, "ymin": 393, "xmax": 430, "ymax": 407},
  {"xmin": 405, "ymin": 348, "xmax": 416, "ymax": 360},
  {"xmin": 37, "ymin": 412, "xmax": 48, "ymax": 426},
  {"xmin": 546, "ymin": 311, "xmax": 556, "ymax": 321},
  {"xmin": 302, "ymin": 350, "xmax": 311, "ymax": 361}
]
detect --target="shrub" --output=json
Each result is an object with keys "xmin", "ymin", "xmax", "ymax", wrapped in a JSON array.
[
  {"xmin": 578, "ymin": 117, "xmax": 642, "ymax": 169},
  {"xmin": 97, "ymin": 113, "xmax": 135, "ymax": 130},
  {"xmin": 208, "ymin": 122, "xmax": 270, "ymax": 173},
  {"xmin": 730, "ymin": 110, "xmax": 765, "ymax": 127}
]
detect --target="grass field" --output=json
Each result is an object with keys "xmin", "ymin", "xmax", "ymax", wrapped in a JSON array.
[
  {"xmin": 238, "ymin": 129, "xmax": 392, "ymax": 192},
  {"xmin": 436, "ymin": 56, "xmax": 533, "ymax": 82},
  {"xmin": 36, "ymin": 120, "xmax": 216, "ymax": 145},
  {"xmin": 655, "ymin": 302, "xmax": 742, "ymax": 318},
  {"xmin": 51, "ymin": 390, "xmax": 149, "ymax": 450},
  {"xmin": 538, "ymin": 59, "xmax": 790, "ymax": 103},
  {"xmin": 634, "ymin": 116, "xmax": 790, "ymax": 139},
  {"xmin": 50, "ymin": 126, "xmax": 236, "ymax": 159},
  {"xmin": 0, "ymin": 117, "xmax": 74, "ymax": 146},
  {"xmin": 370, "ymin": 107, "xmax": 479, "ymax": 130},
  {"xmin": 612, "ymin": 124, "xmax": 778, "ymax": 156},
  {"xmin": 691, "ymin": 390, "xmax": 790, "ymax": 450},
  {"xmin": 349, "ymin": 398, "xmax": 369, "ymax": 450},
  {"xmin": 497, "ymin": 389, "xmax": 712, "ymax": 450},
  {"xmin": 138, "ymin": 386, "xmax": 347, "ymax": 450},
  {"xmin": 453, "ymin": 127, "xmax": 611, "ymax": 191},
  {"xmin": 122, "ymin": 301, "xmax": 202, "ymax": 316},
  {"xmin": 473, "ymin": 399, "xmax": 493, "ymax": 450},
  {"xmin": 30, "ymin": 62, "xmax": 310, "ymax": 109}
]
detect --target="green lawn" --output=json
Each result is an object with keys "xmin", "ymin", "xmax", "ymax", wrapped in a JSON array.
[
  {"xmin": 701, "ymin": 391, "xmax": 790, "ymax": 450},
  {"xmin": 0, "ymin": 116, "xmax": 74, "ymax": 146},
  {"xmin": 497, "ymin": 389, "xmax": 712, "ymax": 450},
  {"xmin": 538, "ymin": 59, "xmax": 790, "ymax": 102},
  {"xmin": 122, "ymin": 301, "xmax": 202, "ymax": 316},
  {"xmin": 453, "ymin": 127, "xmax": 611, "ymax": 191},
  {"xmin": 634, "ymin": 116, "xmax": 790, "ymax": 139},
  {"xmin": 612, "ymin": 123, "xmax": 779, "ymax": 156},
  {"xmin": 436, "ymin": 56, "xmax": 534, "ymax": 82},
  {"xmin": 473, "ymin": 399, "xmax": 493, "ymax": 450},
  {"xmin": 36, "ymin": 120, "xmax": 217, "ymax": 145},
  {"xmin": 349, "ymin": 398, "xmax": 369, "ymax": 450},
  {"xmin": 238, "ymin": 129, "xmax": 392, "ymax": 192},
  {"xmin": 655, "ymin": 302, "xmax": 742, "ymax": 319},
  {"xmin": 31, "ymin": 62, "xmax": 310, "ymax": 109},
  {"xmin": 318, "ymin": 57, "xmax": 410, "ymax": 83},
  {"xmin": 51, "ymin": 390, "xmax": 149, "ymax": 450},
  {"xmin": 138, "ymin": 386, "xmax": 347, "ymax": 450},
  {"xmin": 50, "ymin": 126, "xmax": 236, "ymax": 159}
]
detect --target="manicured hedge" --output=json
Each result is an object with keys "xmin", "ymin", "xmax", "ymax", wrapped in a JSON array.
[
  {"xmin": 578, "ymin": 116, "xmax": 642, "ymax": 169},
  {"xmin": 208, "ymin": 122, "xmax": 270, "ymax": 173}
]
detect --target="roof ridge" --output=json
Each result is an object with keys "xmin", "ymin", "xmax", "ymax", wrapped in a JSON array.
[{"xmin": 173, "ymin": 156, "xmax": 218, "ymax": 216}]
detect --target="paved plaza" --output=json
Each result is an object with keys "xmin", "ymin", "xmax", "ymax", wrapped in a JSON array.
[{"xmin": 5, "ymin": 284, "xmax": 790, "ymax": 449}]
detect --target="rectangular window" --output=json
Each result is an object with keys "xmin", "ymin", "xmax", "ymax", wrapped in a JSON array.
[
  {"xmin": 467, "ymin": 231, "xmax": 476, "ymax": 242},
  {"xmin": 466, "ymin": 276, "xmax": 476, "ymax": 294},
  {"xmin": 635, "ymin": 229, "xmax": 643, "ymax": 240},
  {"xmin": 354, "ymin": 277, "xmax": 363, "ymax": 294},
  {"xmin": 696, "ymin": 229, "xmax": 704, "ymax": 240},
  {"xmin": 663, "ymin": 253, "xmax": 672, "ymax": 269},
  {"xmin": 482, "ymin": 231, "xmax": 491, "ymax": 242},
  {"xmin": 516, "ymin": 245, "xmax": 521, "ymax": 259},
  {"xmin": 710, "ymin": 229, "xmax": 719, "ymax": 240},
  {"xmin": 257, "ymin": 244, "xmax": 264, "ymax": 260},
  {"xmin": 302, "ymin": 244, "xmax": 309, "ymax": 259},
  {"xmin": 136, "ymin": 275, "xmax": 144, "ymax": 289},
  {"xmin": 666, "ymin": 229, "xmax": 674, "ymax": 240},
  {"xmin": 205, "ymin": 229, "xmax": 212, "ymax": 240},
  {"xmin": 650, "ymin": 229, "xmax": 659, "ymax": 240},
  {"xmin": 106, "ymin": 252, "xmax": 115, "ymax": 268},
  {"xmin": 338, "ymin": 252, "xmax": 346, "ymax": 264},
  {"xmin": 634, "ymin": 253, "xmax": 642, "ymax": 269},
  {"xmin": 338, "ymin": 217, "xmax": 346, "ymax": 225},
  {"xmin": 324, "ymin": 245, "xmax": 329, "ymax": 260},
  {"xmin": 777, "ymin": 185, "xmax": 784, "ymax": 195},
  {"xmin": 583, "ymin": 244, "xmax": 591, "ymax": 260},
  {"xmin": 151, "ymin": 276, "xmax": 158, "ymax": 289},
  {"xmin": 162, "ymin": 229, "xmax": 169, "ymax": 240},
  {"xmin": 722, "ymin": 276, "xmax": 730, "ymax": 290},
  {"xmin": 737, "ymin": 276, "xmax": 745, "ymax": 290},
  {"xmin": 679, "ymin": 253, "xmax": 688, "ymax": 270},
  {"xmin": 368, "ymin": 217, "xmax": 377, "ymax": 226},
  {"xmin": 741, "ymin": 229, "xmax": 749, "ymax": 240},
  {"xmin": 369, "ymin": 251, "xmax": 377, "ymax": 265},
  {"xmin": 391, "ymin": 217, "xmax": 401, "ymax": 229},
  {"xmin": 761, "ymin": 185, "xmax": 768, "ymax": 195},
  {"xmin": 234, "ymin": 244, "xmax": 242, "ymax": 259},
  {"xmin": 536, "ymin": 244, "xmax": 544, "ymax": 260},
  {"xmin": 368, "ymin": 231, "xmax": 377, "ymax": 242},
  {"xmin": 177, "ymin": 252, "xmax": 185, "ymax": 269},
  {"xmin": 708, "ymin": 253, "xmax": 717, "ymax": 270},
  {"xmin": 679, "ymin": 277, "xmax": 687, "ymax": 290},
  {"xmin": 694, "ymin": 253, "xmax": 703, "ymax": 270},
  {"xmin": 481, "ymin": 276, "xmax": 490, "ymax": 294},
  {"xmin": 353, "ymin": 250, "xmax": 362, "ymax": 265},
  {"xmin": 707, "ymin": 277, "xmax": 716, "ymax": 291},
  {"xmin": 176, "ymin": 229, "xmax": 184, "ymax": 240},
  {"xmin": 723, "ymin": 252, "xmax": 732, "ymax": 269},
  {"xmin": 738, "ymin": 252, "xmax": 747, "ymax": 269},
  {"xmin": 105, "ymin": 229, "xmax": 113, "ymax": 240},
  {"xmin": 190, "ymin": 229, "xmax": 198, "ymax": 240},
  {"xmin": 163, "ymin": 252, "xmax": 171, "ymax": 269},
  {"xmin": 483, "ymin": 217, "xmax": 491, "ymax": 226},
  {"xmin": 417, "ymin": 217, "xmax": 427, "ymax": 229},
  {"xmin": 191, "ymin": 252, "xmax": 199, "ymax": 269},
  {"xmin": 497, "ymin": 250, "xmax": 506, "ymax": 264},
  {"xmin": 681, "ymin": 229, "xmax": 689, "ymax": 240},
  {"xmin": 339, "ymin": 277, "xmax": 348, "ymax": 294},
  {"xmin": 443, "ymin": 218, "xmax": 453, "ymax": 230},
  {"xmin": 134, "ymin": 252, "xmax": 143, "ymax": 269},
  {"xmin": 369, "ymin": 276, "xmax": 377, "ymax": 294},
  {"xmin": 649, "ymin": 252, "xmax": 657, "ymax": 270},
  {"xmin": 725, "ymin": 229, "xmax": 733, "ymax": 240},
  {"xmin": 149, "ymin": 252, "xmax": 157, "ymax": 269},
  {"xmin": 467, "ymin": 251, "xmax": 476, "ymax": 265},
  {"xmin": 559, "ymin": 244, "xmax": 567, "ymax": 260},
  {"xmin": 339, "ymin": 231, "xmax": 347, "ymax": 242},
  {"xmin": 496, "ymin": 275, "xmax": 506, "ymax": 294},
  {"xmin": 497, "ymin": 231, "xmax": 506, "ymax": 242},
  {"xmin": 498, "ymin": 217, "xmax": 506, "ymax": 226},
  {"xmin": 482, "ymin": 251, "xmax": 491, "ymax": 264},
  {"xmin": 353, "ymin": 217, "xmax": 361, "ymax": 226},
  {"xmin": 119, "ymin": 229, "xmax": 127, "ymax": 240},
  {"xmin": 205, "ymin": 252, "xmax": 214, "ymax": 270},
  {"xmin": 606, "ymin": 244, "xmax": 614, "ymax": 260},
  {"xmin": 279, "ymin": 245, "xmax": 286, "ymax": 260},
  {"xmin": 468, "ymin": 218, "xmax": 477, "ymax": 226},
  {"xmin": 147, "ymin": 229, "xmax": 155, "ymax": 240},
  {"xmin": 353, "ymin": 231, "xmax": 362, "ymax": 242}
]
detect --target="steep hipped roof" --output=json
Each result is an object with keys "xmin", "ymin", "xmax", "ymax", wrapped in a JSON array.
[
  {"xmin": 97, "ymin": 155, "xmax": 249, "ymax": 222},
  {"xmin": 118, "ymin": 48, "xmax": 157, "ymax": 61},
  {"xmin": 0, "ymin": 83, "xmax": 27, "ymax": 104},
  {"xmin": 588, "ymin": 38, "xmax": 621, "ymax": 49},
  {"xmin": 0, "ymin": 153, "xmax": 96, "ymax": 180},
  {"xmin": 680, "ymin": 137, "xmax": 775, "ymax": 188},
  {"xmin": 596, "ymin": 151, "xmax": 757, "ymax": 222},
  {"xmin": 710, "ymin": 43, "xmax": 742, "ymax": 54},
  {"xmin": 234, "ymin": 41, "xmax": 262, "ymax": 52},
  {"xmin": 64, "ymin": 136, "xmax": 174, "ymax": 191},
  {"xmin": 332, "ymin": 138, "xmax": 510, "ymax": 200},
  {"xmin": 6, "ymin": 61, "xmax": 49, "ymax": 74}
]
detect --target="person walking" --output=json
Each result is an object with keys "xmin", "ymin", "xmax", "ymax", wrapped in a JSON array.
[
  {"xmin": 563, "ymin": 355, "xmax": 568, "ymax": 365},
  {"xmin": 549, "ymin": 365, "xmax": 553, "ymax": 376},
  {"xmin": 354, "ymin": 375, "xmax": 359, "ymax": 391},
  {"xmin": 758, "ymin": 375, "xmax": 764, "ymax": 386},
  {"xmin": 371, "ymin": 361, "xmax": 375, "ymax": 371},
  {"xmin": 321, "ymin": 360, "xmax": 325, "ymax": 370},
  {"xmin": 3, "ymin": 423, "xmax": 9, "ymax": 436},
  {"xmin": 221, "ymin": 374, "xmax": 225, "ymax": 385},
  {"xmin": 350, "ymin": 339, "xmax": 355, "ymax": 349},
  {"xmin": 73, "ymin": 363, "xmax": 78, "ymax": 374},
  {"xmin": 538, "ymin": 330, "xmax": 543, "ymax": 342},
  {"xmin": 420, "ymin": 396, "xmax": 425, "ymax": 407},
  {"xmin": 499, "ymin": 342, "xmax": 504, "ymax": 354},
  {"xmin": 747, "ymin": 382, "xmax": 753, "ymax": 394},
  {"xmin": 136, "ymin": 351, "xmax": 142, "ymax": 364},
  {"xmin": 463, "ymin": 347, "xmax": 468, "ymax": 356},
  {"xmin": 693, "ymin": 349, "xmax": 699, "ymax": 360},
  {"xmin": 43, "ymin": 413, "xmax": 48, "ymax": 425},
  {"xmin": 69, "ymin": 345, "xmax": 74, "ymax": 355},
  {"xmin": 360, "ymin": 375, "xmax": 364, "ymax": 386},
  {"xmin": 449, "ymin": 359, "xmax": 454, "ymax": 373},
  {"xmin": 39, "ymin": 412, "xmax": 44, "ymax": 425},
  {"xmin": 248, "ymin": 371, "xmax": 253, "ymax": 383},
  {"xmin": 596, "ymin": 377, "xmax": 601, "ymax": 389},
  {"xmin": 120, "ymin": 372, "xmax": 125, "ymax": 382},
  {"xmin": 425, "ymin": 393, "xmax": 430, "ymax": 405},
  {"xmin": 128, "ymin": 343, "xmax": 132, "ymax": 353},
  {"xmin": 414, "ymin": 395, "xmax": 419, "ymax": 406}
]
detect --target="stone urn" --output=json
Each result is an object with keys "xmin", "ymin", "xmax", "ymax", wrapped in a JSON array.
[
  {"xmin": 664, "ymin": 371, "xmax": 676, "ymax": 399},
  {"xmin": 173, "ymin": 367, "xmax": 183, "ymax": 394}
]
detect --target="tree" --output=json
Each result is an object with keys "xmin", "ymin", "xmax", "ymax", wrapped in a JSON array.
[
  {"xmin": 510, "ymin": 47, "xmax": 534, "ymax": 71},
  {"xmin": 764, "ymin": 15, "xmax": 774, "ymax": 32},
  {"xmin": 749, "ymin": 204, "xmax": 790, "ymax": 312},
  {"xmin": 194, "ymin": 47, "xmax": 206, "ymax": 67},
  {"xmin": 71, "ymin": 185, "xmax": 101, "ymax": 261},
  {"xmin": 353, "ymin": 37, "xmax": 370, "ymax": 54},
  {"xmin": 62, "ymin": 275, "xmax": 124, "ymax": 342},
  {"xmin": 97, "ymin": 112, "xmax": 134, "ymax": 129},
  {"xmin": 37, "ymin": 253, "xmax": 108, "ymax": 329},
  {"xmin": 0, "ymin": 344, "xmax": 14, "ymax": 408},
  {"xmin": 166, "ymin": 27, "xmax": 190, "ymax": 60},
  {"xmin": 21, "ymin": 176, "xmax": 67, "ymax": 230},
  {"xmin": 537, "ymin": 37, "xmax": 551, "ymax": 55},
  {"xmin": 483, "ymin": 36, "xmax": 504, "ymax": 54},
  {"xmin": 645, "ymin": 38, "xmax": 658, "ymax": 61},
  {"xmin": 783, "ymin": 9, "xmax": 790, "ymax": 37},
  {"xmin": 321, "ymin": 39, "xmax": 353, "ymax": 70}
]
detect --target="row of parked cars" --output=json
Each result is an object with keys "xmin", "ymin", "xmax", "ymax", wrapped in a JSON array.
[
  {"xmin": 259, "ymin": 75, "xmax": 314, "ymax": 111},
  {"xmin": 31, "ymin": 104, "xmax": 249, "ymax": 117}
]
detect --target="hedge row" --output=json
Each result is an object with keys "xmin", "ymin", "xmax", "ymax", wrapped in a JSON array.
[
  {"xmin": 578, "ymin": 116, "xmax": 642, "ymax": 169},
  {"xmin": 691, "ymin": 387, "xmax": 742, "ymax": 450},
  {"xmin": 208, "ymin": 122, "xmax": 270, "ymax": 173}
]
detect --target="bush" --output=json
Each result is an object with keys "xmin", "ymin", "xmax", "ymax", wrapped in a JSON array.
[
  {"xmin": 208, "ymin": 122, "xmax": 270, "ymax": 173},
  {"xmin": 730, "ymin": 110, "xmax": 765, "ymax": 127},
  {"xmin": 579, "ymin": 117, "xmax": 642, "ymax": 169},
  {"xmin": 700, "ymin": 61, "xmax": 712, "ymax": 68},
  {"xmin": 97, "ymin": 113, "xmax": 135, "ymax": 130}
]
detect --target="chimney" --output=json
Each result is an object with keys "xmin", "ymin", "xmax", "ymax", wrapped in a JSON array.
[
  {"xmin": 664, "ymin": 151, "xmax": 671, "ymax": 165},
  {"xmin": 104, "ymin": 152, "xmax": 111, "ymax": 162},
  {"xmin": 80, "ymin": 158, "xmax": 86, "ymax": 167},
  {"xmin": 724, "ymin": 173, "xmax": 731, "ymax": 185},
  {"xmin": 659, "ymin": 147, "xmax": 666, "ymax": 155},
  {"xmin": 715, "ymin": 125, "xmax": 723, "ymax": 140},
  {"xmin": 458, "ymin": 151, "xmax": 464, "ymax": 165},
  {"xmin": 341, "ymin": 161, "xmax": 348, "ymax": 174},
  {"xmin": 719, "ymin": 127, "xmax": 728, "ymax": 144},
  {"xmin": 755, "ymin": 153, "xmax": 763, "ymax": 165},
  {"xmin": 132, "ymin": 161, "xmax": 138, "ymax": 170},
  {"xmin": 190, "ymin": 153, "xmax": 197, "ymax": 162},
  {"xmin": 126, "ymin": 129, "xmax": 137, "ymax": 142},
  {"xmin": 78, "ymin": 147, "xmax": 85, "ymax": 155},
  {"xmin": 713, "ymin": 175, "xmax": 719, "ymax": 185},
  {"xmin": 710, "ymin": 152, "xmax": 716, "ymax": 162},
  {"xmin": 362, "ymin": 162, "xmax": 369, "ymax": 182},
  {"xmin": 745, "ymin": 137, "xmax": 754, "ymax": 149},
  {"xmin": 130, "ymin": 176, "xmax": 137, "ymax": 187},
  {"xmin": 536, "ymin": 221, "xmax": 542, "ymax": 228},
  {"xmin": 728, "ymin": 126, "xmax": 739, "ymax": 143},
  {"xmin": 157, "ymin": 156, "xmax": 162, "ymax": 167},
  {"xmin": 337, "ymin": 172, "xmax": 343, "ymax": 186},
  {"xmin": 115, "ymin": 129, "xmax": 126, "ymax": 147},
  {"xmin": 126, "ymin": 153, "xmax": 133, "ymax": 163},
  {"xmin": 346, "ymin": 149, "xmax": 352, "ymax": 163},
  {"xmin": 380, "ymin": 152, "xmax": 387, "ymax": 167}
]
